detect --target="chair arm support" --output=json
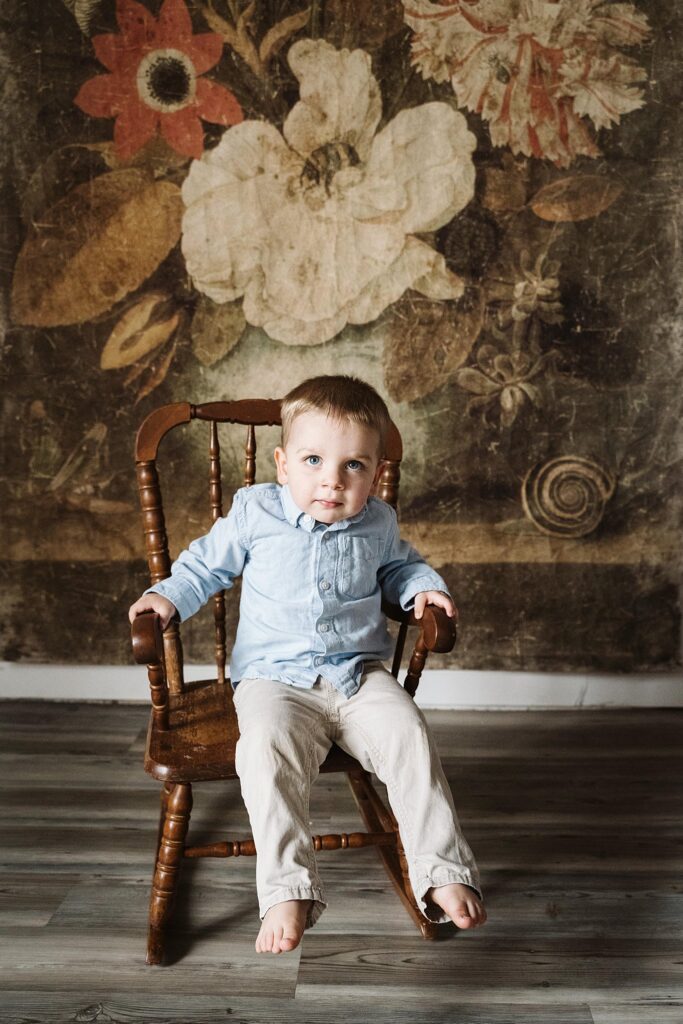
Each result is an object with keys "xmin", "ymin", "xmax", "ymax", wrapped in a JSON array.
[
  {"xmin": 382, "ymin": 600, "xmax": 457, "ymax": 653},
  {"xmin": 131, "ymin": 610, "xmax": 165, "ymax": 665}
]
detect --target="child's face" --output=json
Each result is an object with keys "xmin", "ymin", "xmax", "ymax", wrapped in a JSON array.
[{"xmin": 274, "ymin": 410, "xmax": 383, "ymax": 525}]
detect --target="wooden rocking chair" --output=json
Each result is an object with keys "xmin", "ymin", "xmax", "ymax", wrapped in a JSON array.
[{"xmin": 130, "ymin": 399, "xmax": 457, "ymax": 964}]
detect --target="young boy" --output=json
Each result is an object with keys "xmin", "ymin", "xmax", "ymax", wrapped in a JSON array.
[{"xmin": 129, "ymin": 375, "xmax": 485, "ymax": 954}]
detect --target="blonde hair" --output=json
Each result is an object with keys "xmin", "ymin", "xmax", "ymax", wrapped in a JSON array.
[{"xmin": 280, "ymin": 375, "xmax": 390, "ymax": 453}]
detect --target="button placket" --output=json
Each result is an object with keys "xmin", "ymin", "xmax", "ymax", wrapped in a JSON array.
[{"xmin": 315, "ymin": 530, "xmax": 334, "ymax": 667}]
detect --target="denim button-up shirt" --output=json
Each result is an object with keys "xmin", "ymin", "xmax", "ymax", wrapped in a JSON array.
[{"xmin": 147, "ymin": 483, "xmax": 449, "ymax": 698}]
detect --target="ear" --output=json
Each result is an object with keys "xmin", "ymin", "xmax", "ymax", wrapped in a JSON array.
[{"xmin": 274, "ymin": 446, "xmax": 288, "ymax": 485}]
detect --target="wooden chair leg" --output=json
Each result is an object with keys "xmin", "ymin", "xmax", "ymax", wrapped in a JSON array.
[
  {"xmin": 347, "ymin": 770, "xmax": 439, "ymax": 939},
  {"xmin": 147, "ymin": 782, "xmax": 192, "ymax": 965},
  {"xmin": 155, "ymin": 782, "xmax": 174, "ymax": 857}
]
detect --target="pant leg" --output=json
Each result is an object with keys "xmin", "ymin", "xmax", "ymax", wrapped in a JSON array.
[
  {"xmin": 233, "ymin": 677, "xmax": 333, "ymax": 928},
  {"xmin": 333, "ymin": 663, "xmax": 482, "ymax": 923}
]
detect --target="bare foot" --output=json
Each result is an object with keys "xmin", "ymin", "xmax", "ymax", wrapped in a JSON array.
[
  {"xmin": 255, "ymin": 899, "xmax": 312, "ymax": 954},
  {"xmin": 427, "ymin": 882, "xmax": 487, "ymax": 929}
]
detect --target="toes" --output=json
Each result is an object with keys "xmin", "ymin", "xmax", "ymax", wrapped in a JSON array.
[
  {"xmin": 466, "ymin": 899, "xmax": 486, "ymax": 926},
  {"xmin": 256, "ymin": 927, "xmax": 277, "ymax": 953}
]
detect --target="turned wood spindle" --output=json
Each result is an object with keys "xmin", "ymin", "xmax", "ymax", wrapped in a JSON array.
[
  {"xmin": 244, "ymin": 424, "xmax": 256, "ymax": 487},
  {"xmin": 376, "ymin": 457, "xmax": 400, "ymax": 509},
  {"xmin": 147, "ymin": 783, "xmax": 192, "ymax": 964},
  {"xmin": 403, "ymin": 635, "xmax": 428, "ymax": 698},
  {"xmin": 136, "ymin": 459, "xmax": 184, "ymax": 694},
  {"xmin": 209, "ymin": 421, "xmax": 227, "ymax": 684}
]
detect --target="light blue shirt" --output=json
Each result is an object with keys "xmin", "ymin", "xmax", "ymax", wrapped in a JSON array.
[{"xmin": 147, "ymin": 483, "xmax": 449, "ymax": 698}]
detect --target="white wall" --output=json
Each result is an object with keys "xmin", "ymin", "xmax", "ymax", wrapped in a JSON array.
[{"xmin": 0, "ymin": 662, "xmax": 681, "ymax": 708}]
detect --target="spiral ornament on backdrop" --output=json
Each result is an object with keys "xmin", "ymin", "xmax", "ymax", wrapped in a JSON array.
[{"xmin": 522, "ymin": 457, "xmax": 616, "ymax": 537}]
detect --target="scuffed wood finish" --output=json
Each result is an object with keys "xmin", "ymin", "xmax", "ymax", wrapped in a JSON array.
[{"xmin": 131, "ymin": 399, "xmax": 455, "ymax": 963}]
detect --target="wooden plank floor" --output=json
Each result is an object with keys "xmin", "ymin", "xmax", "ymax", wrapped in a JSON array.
[{"xmin": 0, "ymin": 701, "xmax": 681, "ymax": 1024}]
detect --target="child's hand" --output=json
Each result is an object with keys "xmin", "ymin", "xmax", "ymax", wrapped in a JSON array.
[
  {"xmin": 128, "ymin": 593, "xmax": 177, "ymax": 631},
  {"xmin": 413, "ymin": 591, "xmax": 458, "ymax": 622}
]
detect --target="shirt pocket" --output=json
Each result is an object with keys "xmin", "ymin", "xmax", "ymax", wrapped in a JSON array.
[{"xmin": 338, "ymin": 536, "xmax": 381, "ymax": 599}]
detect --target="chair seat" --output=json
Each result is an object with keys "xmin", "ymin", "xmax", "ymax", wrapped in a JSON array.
[{"xmin": 144, "ymin": 677, "xmax": 362, "ymax": 783}]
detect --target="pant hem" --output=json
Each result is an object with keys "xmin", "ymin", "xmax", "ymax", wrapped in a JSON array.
[
  {"xmin": 259, "ymin": 887, "xmax": 327, "ymax": 930},
  {"xmin": 414, "ymin": 870, "xmax": 483, "ymax": 923}
]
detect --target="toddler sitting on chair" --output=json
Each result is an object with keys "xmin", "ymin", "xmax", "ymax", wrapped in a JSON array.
[{"xmin": 129, "ymin": 374, "xmax": 486, "ymax": 953}]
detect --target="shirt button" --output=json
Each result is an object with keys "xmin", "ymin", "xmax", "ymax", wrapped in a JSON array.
[
  {"xmin": 314, "ymin": 656, "xmax": 324, "ymax": 666},
  {"xmin": 320, "ymin": 580, "xmax": 331, "ymax": 590},
  {"xmin": 319, "ymin": 623, "xmax": 329, "ymax": 632},
  {"xmin": 303, "ymin": 514, "xmax": 313, "ymax": 524}
]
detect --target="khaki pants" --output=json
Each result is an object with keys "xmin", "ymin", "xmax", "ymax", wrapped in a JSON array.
[{"xmin": 233, "ymin": 662, "xmax": 482, "ymax": 929}]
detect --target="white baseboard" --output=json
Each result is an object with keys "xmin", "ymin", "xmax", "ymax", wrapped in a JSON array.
[{"xmin": 0, "ymin": 662, "xmax": 681, "ymax": 708}]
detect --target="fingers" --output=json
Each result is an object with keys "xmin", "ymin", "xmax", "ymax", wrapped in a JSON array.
[
  {"xmin": 414, "ymin": 591, "xmax": 457, "ymax": 620},
  {"xmin": 128, "ymin": 595, "xmax": 176, "ymax": 630}
]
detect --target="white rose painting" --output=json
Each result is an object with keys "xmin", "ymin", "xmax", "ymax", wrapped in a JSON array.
[{"xmin": 181, "ymin": 39, "xmax": 476, "ymax": 344}]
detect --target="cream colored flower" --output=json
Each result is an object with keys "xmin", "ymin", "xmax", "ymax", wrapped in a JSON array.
[
  {"xmin": 181, "ymin": 38, "xmax": 477, "ymax": 344},
  {"xmin": 403, "ymin": 0, "xmax": 650, "ymax": 167}
]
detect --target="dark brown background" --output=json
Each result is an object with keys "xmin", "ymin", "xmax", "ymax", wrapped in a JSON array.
[{"xmin": 1, "ymin": 0, "xmax": 681, "ymax": 673}]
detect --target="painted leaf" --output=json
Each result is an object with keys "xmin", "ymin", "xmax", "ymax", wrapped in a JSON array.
[
  {"xmin": 530, "ymin": 176, "xmax": 624, "ymax": 222},
  {"xmin": 100, "ymin": 292, "xmax": 180, "ymax": 369},
  {"xmin": 134, "ymin": 339, "xmax": 179, "ymax": 405},
  {"xmin": 382, "ymin": 286, "xmax": 484, "ymax": 403},
  {"xmin": 11, "ymin": 170, "xmax": 183, "ymax": 327},
  {"xmin": 191, "ymin": 296, "xmax": 246, "ymax": 367},
  {"xmin": 259, "ymin": 8, "xmax": 310, "ymax": 66}
]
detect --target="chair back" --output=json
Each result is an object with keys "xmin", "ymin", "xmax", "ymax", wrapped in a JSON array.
[{"xmin": 134, "ymin": 400, "xmax": 403, "ymax": 693}]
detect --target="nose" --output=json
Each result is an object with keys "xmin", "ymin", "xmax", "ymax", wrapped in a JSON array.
[{"xmin": 322, "ymin": 466, "xmax": 344, "ymax": 490}]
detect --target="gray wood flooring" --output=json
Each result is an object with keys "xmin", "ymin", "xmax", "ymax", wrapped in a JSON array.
[{"xmin": 0, "ymin": 701, "xmax": 681, "ymax": 1023}]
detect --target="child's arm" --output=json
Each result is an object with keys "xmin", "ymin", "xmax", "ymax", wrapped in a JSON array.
[
  {"xmin": 377, "ymin": 506, "xmax": 456, "ymax": 616},
  {"xmin": 130, "ymin": 490, "xmax": 249, "ymax": 626}
]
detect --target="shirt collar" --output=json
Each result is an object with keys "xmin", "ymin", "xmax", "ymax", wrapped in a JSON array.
[{"xmin": 280, "ymin": 484, "xmax": 368, "ymax": 533}]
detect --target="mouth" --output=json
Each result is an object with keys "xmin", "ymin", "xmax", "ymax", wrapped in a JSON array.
[{"xmin": 317, "ymin": 499, "xmax": 342, "ymax": 509}]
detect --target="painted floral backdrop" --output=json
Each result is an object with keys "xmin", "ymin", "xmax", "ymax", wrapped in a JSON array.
[{"xmin": 1, "ymin": 0, "xmax": 681, "ymax": 672}]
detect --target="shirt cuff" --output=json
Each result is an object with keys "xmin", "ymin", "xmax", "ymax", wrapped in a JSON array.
[{"xmin": 143, "ymin": 581, "xmax": 197, "ymax": 623}]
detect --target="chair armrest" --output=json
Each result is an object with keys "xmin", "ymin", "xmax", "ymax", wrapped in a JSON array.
[
  {"xmin": 131, "ymin": 610, "xmax": 165, "ymax": 665},
  {"xmin": 381, "ymin": 600, "xmax": 457, "ymax": 653}
]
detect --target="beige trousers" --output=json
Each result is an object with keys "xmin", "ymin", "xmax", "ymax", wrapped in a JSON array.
[{"xmin": 233, "ymin": 661, "xmax": 482, "ymax": 929}]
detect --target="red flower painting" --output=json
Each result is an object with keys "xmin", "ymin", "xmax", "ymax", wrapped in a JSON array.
[{"xmin": 75, "ymin": 0, "xmax": 243, "ymax": 159}]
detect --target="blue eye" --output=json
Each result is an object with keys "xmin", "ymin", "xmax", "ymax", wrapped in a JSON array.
[
  {"xmin": 305, "ymin": 455, "xmax": 321, "ymax": 466},
  {"xmin": 347, "ymin": 460, "xmax": 363, "ymax": 471}
]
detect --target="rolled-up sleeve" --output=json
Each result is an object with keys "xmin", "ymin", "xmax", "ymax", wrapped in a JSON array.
[
  {"xmin": 145, "ymin": 491, "xmax": 248, "ymax": 622},
  {"xmin": 377, "ymin": 507, "xmax": 450, "ymax": 610}
]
